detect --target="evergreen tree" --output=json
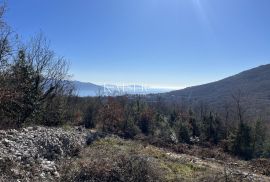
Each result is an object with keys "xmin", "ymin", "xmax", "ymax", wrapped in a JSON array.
[
  {"xmin": 201, "ymin": 112, "xmax": 223, "ymax": 144},
  {"xmin": 84, "ymin": 104, "xmax": 95, "ymax": 129},
  {"xmin": 169, "ymin": 110, "xmax": 178, "ymax": 127},
  {"xmin": 230, "ymin": 122, "xmax": 253, "ymax": 160},
  {"xmin": 188, "ymin": 110, "xmax": 200, "ymax": 137},
  {"xmin": 138, "ymin": 109, "xmax": 153, "ymax": 136},
  {"xmin": 178, "ymin": 122, "xmax": 190, "ymax": 144},
  {"xmin": 252, "ymin": 119, "xmax": 266, "ymax": 158},
  {"xmin": 10, "ymin": 50, "xmax": 39, "ymax": 126}
]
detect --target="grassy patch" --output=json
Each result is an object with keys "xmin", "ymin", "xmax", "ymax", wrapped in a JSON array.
[
  {"xmin": 160, "ymin": 161, "xmax": 206, "ymax": 181},
  {"xmin": 60, "ymin": 137, "xmax": 222, "ymax": 182}
]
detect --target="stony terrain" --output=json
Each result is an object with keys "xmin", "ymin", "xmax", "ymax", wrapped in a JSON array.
[
  {"xmin": 1, "ymin": 127, "xmax": 270, "ymax": 182},
  {"xmin": 0, "ymin": 126, "xmax": 87, "ymax": 181}
]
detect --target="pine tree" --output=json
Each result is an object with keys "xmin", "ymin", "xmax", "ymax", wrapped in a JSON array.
[
  {"xmin": 230, "ymin": 122, "xmax": 253, "ymax": 160},
  {"xmin": 178, "ymin": 122, "xmax": 190, "ymax": 144},
  {"xmin": 84, "ymin": 104, "xmax": 95, "ymax": 129},
  {"xmin": 10, "ymin": 50, "xmax": 39, "ymax": 126},
  {"xmin": 252, "ymin": 119, "xmax": 266, "ymax": 158}
]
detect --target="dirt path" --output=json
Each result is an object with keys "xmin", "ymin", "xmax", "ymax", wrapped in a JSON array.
[{"xmin": 166, "ymin": 152, "xmax": 270, "ymax": 182}]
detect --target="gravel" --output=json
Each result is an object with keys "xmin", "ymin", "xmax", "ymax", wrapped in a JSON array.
[{"xmin": 0, "ymin": 126, "xmax": 88, "ymax": 181}]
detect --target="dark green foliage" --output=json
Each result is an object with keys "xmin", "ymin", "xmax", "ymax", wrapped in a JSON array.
[
  {"xmin": 201, "ymin": 113, "xmax": 224, "ymax": 144},
  {"xmin": 41, "ymin": 97, "xmax": 66, "ymax": 126},
  {"xmin": 138, "ymin": 109, "xmax": 153, "ymax": 136},
  {"xmin": 189, "ymin": 116, "xmax": 200, "ymax": 137},
  {"xmin": 122, "ymin": 117, "xmax": 140, "ymax": 139},
  {"xmin": 169, "ymin": 110, "xmax": 178, "ymax": 127},
  {"xmin": 154, "ymin": 113, "xmax": 173, "ymax": 142},
  {"xmin": 0, "ymin": 8, "xmax": 72, "ymax": 128},
  {"xmin": 1, "ymin": 45, "xmax": 72, "ymax": 128},
  {"xmin": 262, "ymin": 142, "xmax": 270, "ymax": 158},
  {"xmin": 252, "ymin": 119, "xmax": 266, "ymax": 158},
  {"xmin": 230, "ymin": 122, "xmax": 253, "ymax": 160},
  {"xmin": 178, "ymin": 122, "xmax": 191, "ymax": 144},
  {"xmin": 83, "ymin": 104, "xmax": 95, "ymax": 128},
  {"xmin": 9, "ymin": 50, "xmax": 41, "ymax": 126}
]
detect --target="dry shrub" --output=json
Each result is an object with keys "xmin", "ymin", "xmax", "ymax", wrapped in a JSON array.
[
  {"xmin": 147, "ymin": 137, "xmax": 233, "ymax": 162},
  {"xmin": 249, "ymin": 159, "xmax": 270, "ymax": 176},
  {"xmin": 60, "ymin": 138, "xmax": 164, "ymax": 182},
  {"xmin": 60, "ymin": 154, "xmax": 162, "ymax": 182}
]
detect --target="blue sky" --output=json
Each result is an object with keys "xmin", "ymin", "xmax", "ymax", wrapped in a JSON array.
[{"xmin": 5, "ymin": 0, "xmax": 270, "ymax": 89}]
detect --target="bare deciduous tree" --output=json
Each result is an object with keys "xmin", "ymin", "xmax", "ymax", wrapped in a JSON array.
[
  {"xmin": 231, "ymin": 89, "xmax": 247, "ymax": 124},
  {"xmin": 0, "ymin": 7, "xmax": 74, "ymax": 127},
  {"xmin": 25, "ymin": 34, "xmax": 72, "ymax": 100},
  {"xmin": 6, "ymin": 34, "xmax": 74, "ymax": 126}
]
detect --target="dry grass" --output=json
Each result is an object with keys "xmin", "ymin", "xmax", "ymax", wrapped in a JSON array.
[{"xmin": 60, "ymin": 137, "xmax": 232, "ymax": 182}]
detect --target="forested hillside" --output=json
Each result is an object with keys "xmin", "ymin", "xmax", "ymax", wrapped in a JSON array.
[{"xmin": 164, "ymin": 64, "xmax": 270, "ymax": 120}]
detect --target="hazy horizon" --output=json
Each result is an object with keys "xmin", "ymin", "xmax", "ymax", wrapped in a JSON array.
[
  {"xmin": 72, "ymin": 62, "xmax": 269, "ymax": 90},
  {"xmin": 6, "ymin": 0, "xmax": 270, "ymax": 88}
]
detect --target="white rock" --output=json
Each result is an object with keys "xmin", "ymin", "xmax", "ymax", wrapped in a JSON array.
[
  {"xmin": 40, "ymin": 172, "xmax": 46, "ymax": 179},
  {"xmin": 54, "ymin": 171, "xmax": 60, "ymax": 178}
]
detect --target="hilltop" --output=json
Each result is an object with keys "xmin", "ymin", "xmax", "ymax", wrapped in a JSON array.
[{"xmin": 164, "ymin": 64, "xmax": 270, "ymax": 119}]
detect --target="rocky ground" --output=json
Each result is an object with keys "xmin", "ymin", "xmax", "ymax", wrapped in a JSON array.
[
  {"xmin": 0, "ymin": 126, "xmax": 88, "ymax": 181},
  {"xmin": 0, "ymin": 127, "xmax": 270, "ymax": 182}
]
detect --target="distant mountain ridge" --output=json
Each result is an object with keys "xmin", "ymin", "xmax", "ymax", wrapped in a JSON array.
[
  {"xmin": 73, "ymin": 64, "xmax": 270, "ymax": 120},
  {"xmin": 164, "ymin": 64, "xmax": 270, "ymax": 119},
  {"xmin": 73, "ymin": 81, "xmax": 172, "ymax": 96},
  {"xmin": 73, "ymin": 81, "xmax": 104, "ymax": 96}
]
